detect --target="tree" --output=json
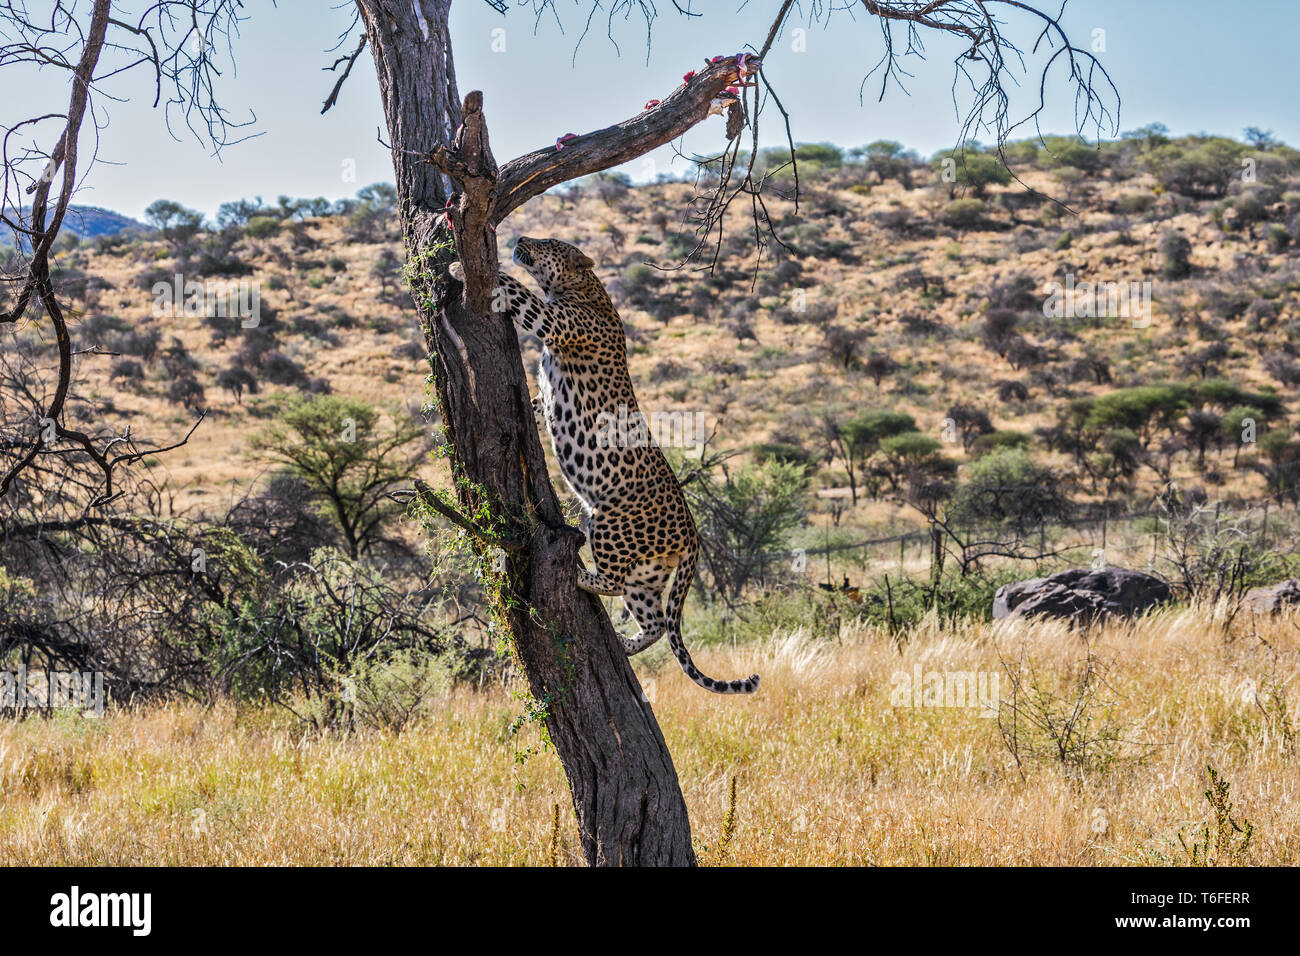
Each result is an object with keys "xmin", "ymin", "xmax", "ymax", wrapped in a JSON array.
[
  {"xmin": 372, "ymin": 247, "xmax": 403, "ymax": 298},
  {"xmin": 947, "ymin": 404, "xmax": 995, "ymax": 452},
  {"xmin": 865, "ymin": 351, "xmax": 897, "ymax": 390},
  {"xmin": 876, "ymin": 432, "xmax": 955, "ymax": 492},
  {"xmin": 939, "ymin": 447, "xmax": 1071, "ymax": 575},
  {"xmin": 1184, "ymin": 408, "xmax": 1223, "ymax": 467},
  {"xmin": 1243, "ymin": 127, "xmax": 1278, "ymax": 150},
  {"xmin": 981, "ymin": 308, "xmax": 1019, "ymax": 356},
  {"xmin": 217, "ymin": 196, "xmax": 269, "ymax": 229},
  {"xmin": 167, "ymin": 375, "xmax": 206, "ymax": 412},
  {"xmin": 217, "ymin": 366, "xmax": 259, "ymax": 404},
  {"xmin": 144, "ymin": 199, "xmax": 204, "ymax": 248},
  {"xmin": 1221, "ymin": 406, "xmax": 1265, "ymax": 467},
  {"xmin": 823, "ymin": 324, "xmax": 869, "ymax": 370},
  {"xmin": 1159, "ymin": 231, "xmax": 1193, "ymax": 278},
  {"xmin": 1, "ymin": 0, "xmax": 1118, "ymax": 868},
  {"xmin": 935, "ymin": 146, "xmax": 1012, "ymax": 197},
  {"xmin": 1144, "ymin": 136, "xmax": 1247, "ymax": 198},
  {"xmin": 822, "ymin": 409, "xmax": 915, "ymax": 505},
  {"xmin": 346, "ymin": 182, "xmax": 399, "ymax": 242},
  {"xmin": 859, "ymin": 140, "xmax": 916, "ymax": 188},
  {"xmin": 250, "ymin": 395, "xmax": 425, "ymax": 560},
  {"xmin": 684, "ymin": 455, "xmax": 807, "ymax": 602}
]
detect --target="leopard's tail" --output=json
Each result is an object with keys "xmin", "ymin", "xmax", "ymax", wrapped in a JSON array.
[{"xmin": 664, "ymin": 547, "xmax": 759, "ymax": 695}]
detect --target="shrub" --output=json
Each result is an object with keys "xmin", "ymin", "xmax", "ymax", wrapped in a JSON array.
[
  {"xmin": 250, "ymin": 394, "xmax": 426, "ymax": 560},
  {"xmin": 217, "ymin": 366, "xmax": 259, "ymax": 403},
  {"xmin": 1267, "ymin": 224, "xmax": 1291, "ymax": 253},
  {"xmin": 167, "ymin": 375, "xmax": 206, "ymax": 411},
  {"xmin": 944, "ymin": 198, "xmax": 986, "ymax": 228},
  {"xmin": 244, "ymin": 216, "xmax": 279, "ymax": 239},
  {"xmin": 109, "ymin": 358, "xmax": 145, "ymax": 383},
  {"xmin": 981, "ymin": 308, "xmax": 1019, "ymax": 355},
  {"xmin": 621, "ymin": 263, "xmax": 659, "ymax": 308},
  {"xmin": 1116, "ymin": 193, "xmax": 1156, "ymax": 214},
  {"xmin": 970, "ymin": 430, "xmax": 1031, "ymax": 457},
  {"xmin": 144, "ymin": 199, "xmax": 204, "ymax": 247},
  {"xmin": 1144, "ymin": 137, "xmax": 1247, "ymax": 198},
  {"xmin": 343, "ymin": 649, "xmax": 454, "ymax": 733},
  {"xmin": 685, "ymin": 457, "xmax": 808, "ymax": 601},
  {"xmin": 948, "ymin": 447, "xmax": 1067, "ymax": 530},
  {"xmin": 988, "ymin": 274, "xmax": 1040, "ymax": 311},
  {"xmin": 822, "ymin": 324, "xmax": 868, "ymax": 369},
  {"xmin": 875, "ymin": 432, "xmax": 953, "ymax": 492},
  {"xmin": 1159, "ymin": 231, "xmax": 1193, "ymax": 279},
  {"xmin": 752, "ymin": 441, "xmax": 815, "ymax": 473},
  {"xmin": 933, "ymin": 147, "xmax": 1012, "ymax": 196},
  {"xmin": 260, "ymin": 351, "xmax": 307, "ymax": 386},
  {"xmin": 946, "ymin": 403, "xmax": 995, "ymax": 451}
]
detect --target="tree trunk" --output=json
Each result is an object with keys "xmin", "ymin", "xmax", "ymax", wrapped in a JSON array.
[{"xmin": 357, "ymin": 0, "xmax": 698, "ymax": 866}]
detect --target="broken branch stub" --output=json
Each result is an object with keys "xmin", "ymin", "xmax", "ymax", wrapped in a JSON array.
[{"xmin": 430, "ymin": 90, "xmax": 500, "ymax": 316}]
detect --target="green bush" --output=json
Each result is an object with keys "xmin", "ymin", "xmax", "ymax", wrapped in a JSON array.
[
  {"xmin": 1117, "ymin": 193, "xmax": 1156, "ymax": 214},
  {"xmin": 947, "ymin": 447, "xmax": 1066, "ymax": 530},
  {"xmin": 244, "ymin": 216, "xmax": 279, "ymax": 239},
  {"xmin": 933, "ymin": 147, "xmax": 1012, "ymax": 196},
  {"xmin": 944, "ymin": 198, "xmax": 986, "ymax": 228},
  {"xmin": 970, "ymin": 430, "xmax": 1031, "ymax": 457},
  {"xmin": 337, "ymin": 648, "xmax": 455, "ymax": 733},
  {"xmin": 1144, "ymin": 137, "xmax": 1247, "ymax": 198},
  {"xmin": 621, "ymin": 262, "xmax": 659, "ymax": 307},
  {"xmin": 686, "ymin": 457, "xmax": 808, "ymax": 601}
]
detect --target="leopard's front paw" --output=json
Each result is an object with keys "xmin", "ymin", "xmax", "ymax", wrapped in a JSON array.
[
  {"xmin": 448, "ymin": 261, "xmax": 465, "ymax": 282},
  {"xmin": 560, "ymin": 523, "xmax": 587, "ymax": 542}
]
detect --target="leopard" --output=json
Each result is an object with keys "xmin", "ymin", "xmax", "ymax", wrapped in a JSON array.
[{"xmin": 450, "ymin": 237, "xmax": 758, "ymax": 694}]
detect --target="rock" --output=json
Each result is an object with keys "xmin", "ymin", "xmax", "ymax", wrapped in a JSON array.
[
  {"xmin": 993, "ymin": 568, "xmax": 1172, "ymax": 624},
  {"xmin": 1243, "ymin": 579, "xmax": 1300, "ymax": 614}
]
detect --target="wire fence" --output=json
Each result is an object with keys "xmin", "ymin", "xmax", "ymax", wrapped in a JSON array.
[{"xmin": 719, "ymin": 482, "xmax": 1299, "ymax": 593}]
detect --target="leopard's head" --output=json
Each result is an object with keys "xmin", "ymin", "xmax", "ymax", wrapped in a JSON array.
[{"xmin": 512, "ymin": 237, "xmax": 595, "ymax": 294}]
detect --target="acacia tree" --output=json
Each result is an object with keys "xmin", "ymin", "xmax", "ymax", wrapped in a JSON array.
[{"xmin": 1, "ymin": 0, "xmax": 1116, "ymax": 866}]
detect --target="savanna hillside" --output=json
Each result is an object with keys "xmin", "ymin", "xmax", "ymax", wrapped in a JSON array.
[
  {"xmin": 2, "ymin": 129, "xmax": 1299, "ymax": 865},
  {"xmin": 21, "ymin": 129, "xmax": 1300, "ymax": 511}
]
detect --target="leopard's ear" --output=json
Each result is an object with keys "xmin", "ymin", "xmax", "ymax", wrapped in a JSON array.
[{"xmin": 573, "ymin": 250, "xmax": 596, "ymax": 271}]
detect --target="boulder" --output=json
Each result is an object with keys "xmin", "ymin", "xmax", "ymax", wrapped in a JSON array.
[
  {"xmin": 993, "ymin": 568, "xmax": 1172, "ymax": 624},
  {"xmin": 1243, "ymin": 579, "xmax": 1300, "ymax": 614}
]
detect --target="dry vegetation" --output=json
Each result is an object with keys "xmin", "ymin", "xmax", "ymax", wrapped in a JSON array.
[
  {"xmin": 6, "ymin": 132, "xmax": 1300, "ymax": 866},
  {"xmin": 1, "ymin": 604, "xmax": 1295, "ymax": 866},
  {"xmin": 15, "ymin": 132, "xmax": 1294, "ymax": 582},
  {"xmin": 31, "ymin": 130, "xmax": 1300, "ymax": 533}
]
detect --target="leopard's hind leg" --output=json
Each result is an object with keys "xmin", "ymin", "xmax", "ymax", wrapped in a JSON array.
[{"xmin": 618, "ymin": 560, "xmax": 675, "ymax": 655}]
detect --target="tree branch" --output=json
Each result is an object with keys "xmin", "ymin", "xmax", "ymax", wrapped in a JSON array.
[{"xmin": 488, "ymin": 55, "xmax": 759, "ymax": 224}]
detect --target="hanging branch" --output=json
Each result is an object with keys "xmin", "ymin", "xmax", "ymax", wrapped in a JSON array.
[{"xmin": 1, "ymin": 1, "xmax": 251, "ymax": 505}]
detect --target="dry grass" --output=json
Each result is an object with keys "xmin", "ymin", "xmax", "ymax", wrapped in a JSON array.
[{"xmin": 2, "ymin": 605, "xmax": 1296, "ymax": 865}]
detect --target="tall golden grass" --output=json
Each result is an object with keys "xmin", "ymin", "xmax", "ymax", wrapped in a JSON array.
[{"xmin": 1, "ymin": 604, "xmax": 1295, "ymax": 865}]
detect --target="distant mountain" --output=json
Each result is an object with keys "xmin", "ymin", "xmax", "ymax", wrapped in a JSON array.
[
  {"xmin": 1, "ymin": 204, "xmax": 147, "ymax": 251},
  {"xmin": 7, "ymin": 205, "xmax": 147, "ymax": 240},
  {"xmin": 57, "ymin": 205, "xmax": 148, "ymax": 239}
]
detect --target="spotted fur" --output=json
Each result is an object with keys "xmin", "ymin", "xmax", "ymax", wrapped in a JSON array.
[{"xmin": 453, "ymin": 238, "xmax": 758, "ymax": 694}]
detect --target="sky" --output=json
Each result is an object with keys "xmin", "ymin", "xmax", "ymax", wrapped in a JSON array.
[{"xmin": 11, "ymin": 0, "xmax": 1300, "ymax": 222}]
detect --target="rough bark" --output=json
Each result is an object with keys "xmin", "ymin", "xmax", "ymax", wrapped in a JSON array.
[{"xmin": 354, "ymin": 0, "xmax": 758, "ymax": 866}]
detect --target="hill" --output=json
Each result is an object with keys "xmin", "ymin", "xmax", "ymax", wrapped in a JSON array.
[
  {"xmin": 2, "ymin": 205, "xmax": 146, "ymax": 250},
  {"xmin": 59, "ymin": 204, "xmax": 147, "ymax": 238},
  {"xmin": 23, "ymin": 130, "xmax": 1300, "ymax": 536}
]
